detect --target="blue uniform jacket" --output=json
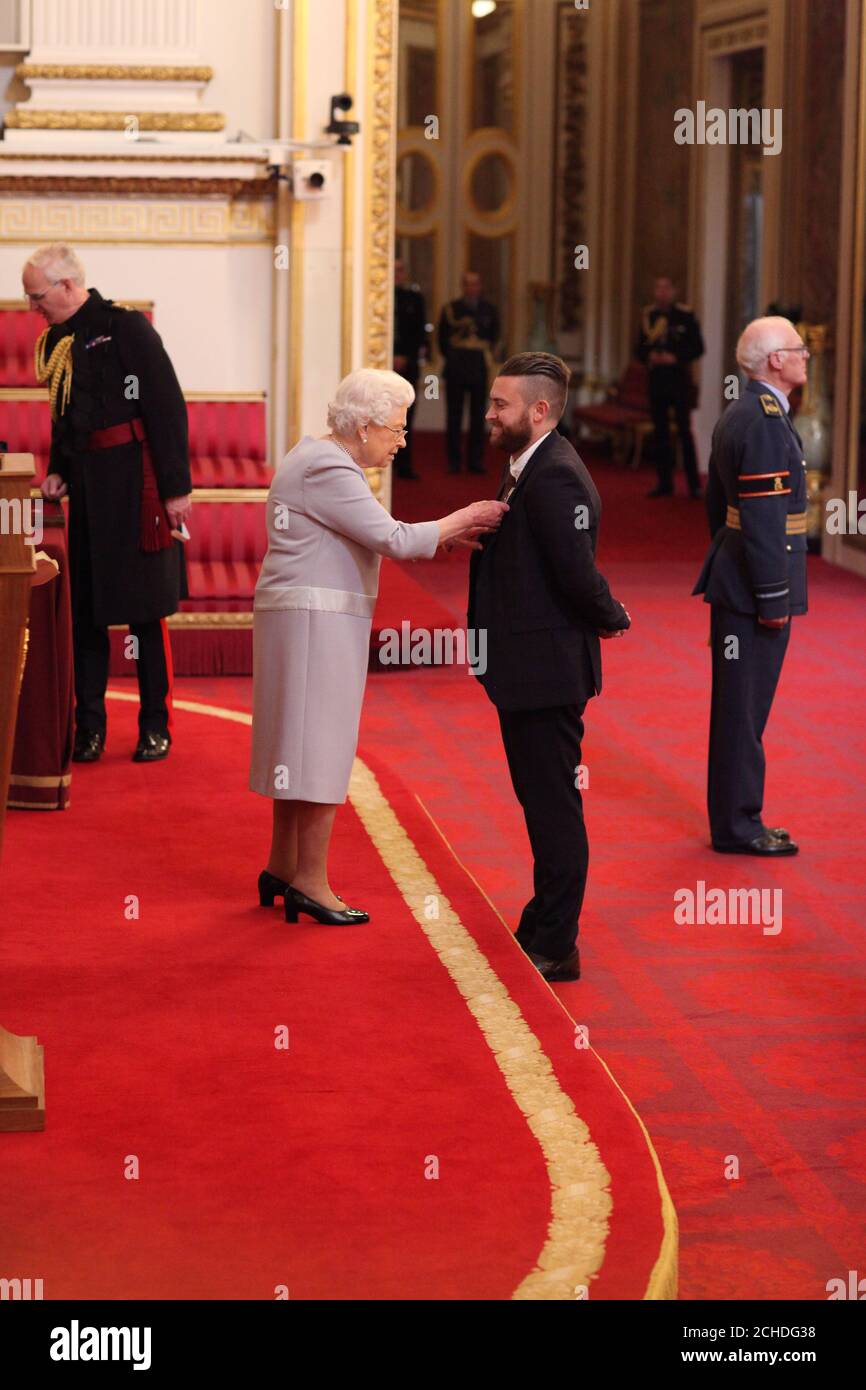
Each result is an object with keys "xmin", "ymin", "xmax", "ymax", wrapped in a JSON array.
[{"xmin": 693, "ymin": 379, "xmax": 808, "ymax": 621}]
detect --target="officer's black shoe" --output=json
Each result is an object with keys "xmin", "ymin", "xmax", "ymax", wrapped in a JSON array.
[
  {"xmin": 528, "ymin": 947, "xmax": 581, "ymax": 982},
  {"xmin": 647, "ymin": 485, "xmax": 673, "ymax": 498},
  {"xmin": 72, "ymin": 730, "xmax": 105, "ymax": 763},
  {"xmin": 713, "ymin": 833, "xmax": 799, "ymax": 856},
  {"xmin": 766, "ymin": 826, "xmax": 791, "ymax": 842},
  {"xmin": 133, "ymin": 731, "xmax": 170, "ymax": 762}
]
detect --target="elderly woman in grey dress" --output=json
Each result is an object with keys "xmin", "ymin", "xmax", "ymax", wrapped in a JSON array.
[{"xmin": 250, "ymin": 367, "xmax": 507, "ymax": 925}]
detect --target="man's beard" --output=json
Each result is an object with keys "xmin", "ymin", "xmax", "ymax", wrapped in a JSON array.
[{"xmin": 491, "ymin": 411, "xmax": 533, "ymax": 455}]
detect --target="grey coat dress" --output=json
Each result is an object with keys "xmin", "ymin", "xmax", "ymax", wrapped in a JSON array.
[{"xmin": 249, "ymin": 436, "xmax": 439, "ymax": 803}]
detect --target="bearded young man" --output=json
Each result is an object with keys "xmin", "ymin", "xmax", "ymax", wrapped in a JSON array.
[{"xmin": 467, "ymin": 352, "xmax": 631, "ymax": 981}]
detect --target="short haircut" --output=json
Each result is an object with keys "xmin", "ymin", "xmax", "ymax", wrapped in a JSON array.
[
  {"xmin": 25, "ymin": 243, "xmax": 86, "ymax": 287},
  {"xmin": 327, "ymin": 367, "xmax": 415, "ymax": 435},
  {"xmin": 736, "ymin": 315, "xmax": 797, "ymax": 377},
  {"xmin": 498, "ymin": 351, "xmax": 571, "ymax": 423}
]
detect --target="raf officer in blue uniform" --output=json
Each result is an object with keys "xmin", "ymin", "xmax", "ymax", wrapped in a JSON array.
[{"xmin": 693, "ymin": 316, "xmax": 809, "ymax": 855}]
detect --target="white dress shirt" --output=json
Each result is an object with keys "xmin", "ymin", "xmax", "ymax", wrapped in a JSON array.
[
  {"xmin": 509, "ymin": 430, "xmax": 553, "ymax": 484},
  {"xmin": 755, "ymin": 380, "xmax": 790, "ymax": 414}
]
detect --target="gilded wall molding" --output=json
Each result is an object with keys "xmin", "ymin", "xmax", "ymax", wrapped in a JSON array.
[
  {"xmin": 0, "ymin": 176, "xmax": 276, "ymax": 198},
  {"xmin": 364, "ymin": 0, "xmax": 399, "ymax": 369},
  {"xmin": 16, "ymin": 63, "xmax": 214, "ymax": 82},
  {"xmin": 705, "ymin": 20, "xmax": 769, "ymax": 51},
  {"xmin": 5, "ymin": 111, "xmax": 225, "ymax": 131},
  {"xmin": 0, "ymin": 199, "xmax": 275, "ymax": 245}
]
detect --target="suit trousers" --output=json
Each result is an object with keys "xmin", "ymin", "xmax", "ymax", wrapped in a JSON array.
[
  {"xmin": 708, "ymin": 605, "xmax": 791, "ymax": 847},
  {"xmin": 649, "ymin": 370, "xmax": 699, "ymax": 491},
  {"xmin": 71, "ymin": 500, "xmax": 172, "ymax": 738},
  {"xmin": 446, "ymin": 375, "xmax": 487, "ymax": 471},
  {"xmin": 498, "ymin": 702, "xmax": 588, "ymax": 960}
]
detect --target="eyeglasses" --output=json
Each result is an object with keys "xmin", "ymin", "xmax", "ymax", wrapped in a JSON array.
[
  {"xmin": 378, "ymin": 423, "xmax": 408, "ymax": 441},
  {"xmin": 26, "ymin": 283, "xmax": 60, "ymax": 303},
  {"xmin": 770, "ymin": 345, "xmax": 809, "ymax": 355}
]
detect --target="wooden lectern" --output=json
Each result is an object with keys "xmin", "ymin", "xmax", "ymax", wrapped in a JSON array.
[{"xmin": 0, "ymin": 452, "xmax": 46, "ymax": 1131}]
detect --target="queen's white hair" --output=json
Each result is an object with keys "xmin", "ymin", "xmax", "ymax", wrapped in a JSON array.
[
  {"xmin": 736, "ymin": 316, "xmax": 796, "ymax": 377},
  {"xmin": 327, "ymin": 368, "xmax": 415, "ymax": 435},
  {"xmin": 24, "ymin": 243, "xmax": 86, "ymax": 287}
]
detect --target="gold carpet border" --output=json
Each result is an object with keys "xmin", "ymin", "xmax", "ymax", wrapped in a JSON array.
[
  {"xmin": 105, "ymin": 690, "xmax": 612, "ymax": 1299},
  {"xmin": 412, "ymin": 793, "xmax": 680, "ymax": 1301},
  {"xmin": 348, "ymin": 759, "xmax": 612, "ymax": 1300}
]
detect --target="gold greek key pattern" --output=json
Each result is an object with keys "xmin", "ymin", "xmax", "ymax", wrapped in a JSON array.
[
  {"xmin": 0, "ymin": 200, "xmax": 275, "ymax": 245},
  {"xmin": 5, "ymin": 111, "xmax": 225, "ymax": 131},
  {"xmin": 16, "ymin": 64, "xmax": 214, "ymax": 82},
  {"xmin": 364, "ymin": 0, "xmax": 398, "ymax": 369}
]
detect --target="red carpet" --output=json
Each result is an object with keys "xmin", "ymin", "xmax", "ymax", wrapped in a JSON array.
[
  {"xmin": 4, "ymin": 436, "xmax": 864, "ymax": 1300},
  {"xmin": 1, "ymin": 693, "xmax": 672, "ymax": 1301},
  {"xmin": 374, "ymin": 438, "xmax": 866, "ymax": 1299}
]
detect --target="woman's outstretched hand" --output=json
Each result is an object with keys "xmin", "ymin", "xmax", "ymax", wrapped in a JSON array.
[{"xmin": 437, "ymin": 497, "xmax": 508, "ymax": 548}]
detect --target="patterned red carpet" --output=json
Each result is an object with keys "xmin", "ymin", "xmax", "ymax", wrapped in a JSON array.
[{"xmin": 4, "ymin": 437, "xmax": 864, "ymax": 1300}]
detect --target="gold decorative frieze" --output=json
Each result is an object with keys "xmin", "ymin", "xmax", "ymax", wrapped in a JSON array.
[
  {"xmin": 0, "ymin": 176, "xmax": 276, "ymax": 198},
  {"xmin": 364, "ymin": 0, "xmax": 399, "ymax": 370},
  {"xmin": 16, "ymin": 63, "xmax": 214, "ymax": 82},
  {"xmin": 0, "ymin": 199, "xmax": 275, "ymax": 245},
  {"xmin": 5, "ymin": 111, "xmax": 225, "ymax": 132},
  {"xmin": 706, "ymin": 22, "xmax": 769, "ymax": 53}
]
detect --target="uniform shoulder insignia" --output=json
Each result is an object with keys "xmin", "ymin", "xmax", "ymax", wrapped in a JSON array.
[{"xmin": 759, "ymin": 393, "xmax": 782, "ymax": 417}]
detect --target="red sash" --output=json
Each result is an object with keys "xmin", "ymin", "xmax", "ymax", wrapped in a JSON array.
[{"xmin": 86, "ymin": 418, "xmax": 172, "ymax": 552}]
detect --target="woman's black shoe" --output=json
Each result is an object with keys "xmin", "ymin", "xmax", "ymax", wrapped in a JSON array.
[
  {"xmin": 258, "ymin": 869, "xmax": 292, "ymax": 907},
  {"xmin": 284, "ymin": 886, "xmax": 369, "ymax": 925}
]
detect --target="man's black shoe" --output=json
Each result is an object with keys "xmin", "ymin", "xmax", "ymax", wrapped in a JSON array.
[
  {"xmin": 712, "ymin": 833, "xmax": 799, "ymax": 856},
  {"xmin": 72, "ymin": 731, "xmax": 105, "ymax": 763},
  {"xmin": 133, "ymin": 732, "xmax": 170, "ymax": 762},
  {"xmin": 766, "ymin": 826, "xmax": 791, "ymax": 842},
  {"xmin": 528, "ymin": 947, "xmax": 580, "ymax": 982},
  {"xmin": 647, "ymin": 485, "xmax": 673, "ymax": 498}
]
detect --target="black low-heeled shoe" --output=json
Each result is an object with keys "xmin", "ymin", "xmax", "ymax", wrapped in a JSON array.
[
  {"xmin": 284, "ymin": 886, "xmax": 369, "ymax": 926},
  {"xmin": 258, "ymin": 869, "xmax": 292, "ymax": 907}
]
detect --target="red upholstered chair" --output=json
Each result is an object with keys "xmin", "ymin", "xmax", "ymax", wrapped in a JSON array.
[
  {"xmin": 0, "ymin": 396, "xmax": 52, "ymax": 478},
  {"xmin": 187, "ymin": 397, "xmax": 270, "ymax": 488},
  {"xmin": 572, "ymin": 360, "xmax": 653, "ymax": 467},
  {"xmin": 0, "ymin": 303, "xmax": 45, "ymax": 386},
  {"xmin": 181, "ymin": 498, "xmax": 267, "ymax": 612}
]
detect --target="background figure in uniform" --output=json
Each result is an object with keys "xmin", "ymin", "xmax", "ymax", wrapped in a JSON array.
[
  {"xmin": 29, "ymin": 242, "xmax": 192, "ymax": 764},
  {"xmin": 693, "ymin": 316, "xmax": 809, "ymax": 855},
  {"xmin": 438, "ymin": 270, "xmax": 500, "ymax": 475},
  {"xmin": 635, "ymin": 276, "xmax": 705, "ymax": 498},
  {"xmin": 392, "ymin": 258, "xmax": 427, "ymax": 480},
  {"xmin": 468, "ymin": 353, "xmax": 631, "ymax": 982}
]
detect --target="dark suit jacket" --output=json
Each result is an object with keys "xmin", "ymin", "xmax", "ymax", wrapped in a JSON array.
[{"xmin": 467, "ymin": 431, "xmax": 628, "ymax": 711}]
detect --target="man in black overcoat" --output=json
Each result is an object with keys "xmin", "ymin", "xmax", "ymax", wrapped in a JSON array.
[
  {"xmin": 467, "ymin": 352, "xmax": 631, "ymax": 981},
  {"xmin": 26, "ymin": 243, "xmax": 191, "ymax": 763}
]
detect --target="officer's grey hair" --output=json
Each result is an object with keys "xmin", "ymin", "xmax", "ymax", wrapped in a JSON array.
[
  {"xmin": 736, "ymin": 316, "xmax": 797, "ymax": 377},
  {"xmin": 24, "ymin": 243, "xmax": 86, "ymax": 287},
  {"xmin": 327, "ymin": 368, "xmax": 415, "ymax": 436}
]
